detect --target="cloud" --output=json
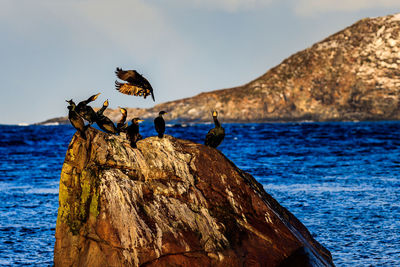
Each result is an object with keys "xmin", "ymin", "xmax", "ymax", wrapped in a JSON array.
[
  {"xmin": 153, "ymin": 0, "xmax": 400, "ymax": 15},
  {"xmin": 0, "ymin": 0, "xmax": 189, "ymax": 62},
  {"xmin": 293, "ymin": 0, "xmax": 400, "ymax": 16},
  {"xmin": 167, "ymin": 0, "xmax": 274, "ymax": 12},
  {"xmin": 71, "ymin": 0, "xmax": 178, "ymax": 58}
]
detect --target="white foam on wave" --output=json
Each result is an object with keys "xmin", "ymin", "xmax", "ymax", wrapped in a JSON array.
[
  {"xmin": 0, "ymin": 182, "xmax": 59, "ymax": 194},
  {"xmin": 0, "ymin": 259, "xmax": 11, "ymax": 265},
  {"xmin": 264, "ymin": 183, "xmax": 375, "ymax": 193},
  {"xmin": 0, "ymin": 183, "xmax": 30, "ymax": 192},
  {"xmin": 43, "ymin": 122, "xmax": 59, "ymax": 126},
  {"xmin": 25, "ymin": 188, "xmax": 59, "ymax": 194}
]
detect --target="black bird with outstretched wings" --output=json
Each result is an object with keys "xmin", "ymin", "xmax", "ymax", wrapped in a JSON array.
[{"xmin": 115, "ymin": 67, "xmax": 155, "ymax": 101}]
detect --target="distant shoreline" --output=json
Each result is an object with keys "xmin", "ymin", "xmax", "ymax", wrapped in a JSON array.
[{"xmin": 29, "ymin": 117, "xmax": 400, "ymax": 126}]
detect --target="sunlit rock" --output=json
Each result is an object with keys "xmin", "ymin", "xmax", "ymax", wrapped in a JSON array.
[{"xmin": 54, "ymin": 128, "xmax": 334, "ymax": 266}]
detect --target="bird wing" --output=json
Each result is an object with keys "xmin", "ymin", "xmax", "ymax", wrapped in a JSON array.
[
  {"xmin": 205, "ymin": 129, "xmax": 216, "ymax": 146},
  {"xmin": 117, "ymin": 122, "xmax": 128, "ymax": 132},
  {"xmin": 154, "ymin": 117, "xmax": 165, "ymax": 134},
  {"xmin": 115, "ymin": 67, "xmax": 136, "ymax": 82},
  {"xmin": 115, "ymin": 68, "xmax": 155, "ymax": 101},
  {"xmin": 115, "ymin": 67, "xmax": 144, "ymax": 85},
  {"xmin": 115, "ymin": 81, "xmax": 144, "ymax": 96}
]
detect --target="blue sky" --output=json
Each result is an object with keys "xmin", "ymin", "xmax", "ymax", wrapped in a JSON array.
[{"xmin": 1, "ymin": 0, "xmax": 399, "ymax": 124}]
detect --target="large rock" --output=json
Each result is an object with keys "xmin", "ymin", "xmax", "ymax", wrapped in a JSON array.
[{"xmin": 54, "ymin": 128, "xmax": 334, "ymax": 266}]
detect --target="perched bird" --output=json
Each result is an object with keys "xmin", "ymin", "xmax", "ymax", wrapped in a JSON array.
[
  {"xmin": 126, "ymin": 118, "xmax": 144, "ymax": 148},
  {"xmin": 115, "ymin": 67, "xmax": 155, "ymax": 101},
  {"xmin": 205, "ymin": 111, "xmax": 225, "ymax": 148},
  {"xmin": 95, "ymin": 99, "xmax": 118, "ymax": 134},
  {"xmin": 75, "ymin": 93, "xmax": 101, "ymax": 125},
  {"xmin": 66, "ymin": 99, "xmax": 86, "ymax": 139},
  {"xmin": 117, "ymin": 107, "xmax": 128, "ymax": 132},
  {"xmin": 154, "ymin": 111, "xmax": 167, "ymax": 138}
]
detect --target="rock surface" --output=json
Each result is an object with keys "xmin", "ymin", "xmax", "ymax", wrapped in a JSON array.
[{"xmin": 54, "ymin": 127, "xmax": 334, "ymax": 266}]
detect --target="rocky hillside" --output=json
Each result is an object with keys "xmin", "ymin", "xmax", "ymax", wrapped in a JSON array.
[
  {"xmin": 54, "ymin": 128, "xmax": 334, "ymax": 266},
  {"xmin": 42, "ymin": 13, "xmax": 400, "ymax": 125},
  {"xmin": 142, "ymin": 13, "xmax": 400, "ymax": 122}
]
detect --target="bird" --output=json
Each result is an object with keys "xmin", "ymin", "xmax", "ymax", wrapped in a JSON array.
[
  {"xmin": 115, "ymin": 67, "xmax": 155, "ymax": 101},
  {"xmin": 126, "ymin": 118, "xmax": 144, "ymax": 148},
  {"xmin": 66, "ymin": 99, "xmax": 86, "ymax": 139},
  {"xmin": 117, "ymin": 107, "xmax": 128, "ymax": 132},
  {"xmin": 75, "ymin": 93, "xmax": 101, "ymax": 125},
  {"xmin": 95, "ymin": 99, "xmax": 119, "ymax": 134},
  {"xmin": 154, "ymin": 111, "xmax": 167, "ymax": 138},
  {"xmin": 205, "ymin": 110, "xmax": 225, "ymax": 148}
]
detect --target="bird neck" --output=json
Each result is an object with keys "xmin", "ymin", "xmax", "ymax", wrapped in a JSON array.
[
  {"xmin": 118, "ymin": 113, "xmax": 127, "ymax": 124},
  {"xmin": 98, "ymin": 105, "xmax": 107, "ymax": 115},
  {"xmin": 83, "ymin": 97, "xmax": 93, "ymax": 105},
  {"xmin": 213, "ymin": 116, "xmax": 220, "ymax": 127}
]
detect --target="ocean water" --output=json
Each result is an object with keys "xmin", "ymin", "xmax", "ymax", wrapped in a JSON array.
[{"xmin": 0, "ymin": 122, "xmax": 399, "ymax": 266}]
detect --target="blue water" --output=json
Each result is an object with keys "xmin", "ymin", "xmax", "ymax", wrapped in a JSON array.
[{"xmin": 0, "ymin": 122, "xmax": 400, "ymax": 266}]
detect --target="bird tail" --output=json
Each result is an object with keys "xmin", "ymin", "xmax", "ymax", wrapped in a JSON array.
[{"xmin": 158, "ymin": 133, "xmax": 164, "ymax": 138}]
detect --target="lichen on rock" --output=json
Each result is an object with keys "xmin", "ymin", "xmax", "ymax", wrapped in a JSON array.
[{"xmin": 54, "ymin": 128, "xmax": 334, "ymax": 266}]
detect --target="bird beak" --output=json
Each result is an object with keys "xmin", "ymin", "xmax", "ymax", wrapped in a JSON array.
[
  {"xmin": 94, "ymin": 93, "xmax": 101, "ymax": 100},
  {"xmin": 138, "ymin": 119, "xmax": 144, "ymax": 123}
]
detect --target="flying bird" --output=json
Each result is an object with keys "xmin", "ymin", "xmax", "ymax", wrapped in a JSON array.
[{"xmin": 115, "ymin": 67, "xmax": 155, "ymax": 101}]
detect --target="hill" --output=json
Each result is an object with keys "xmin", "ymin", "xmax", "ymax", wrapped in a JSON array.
[{"xmin": 42, "ymin": 13, "xmax": 400, "ymax": 124}]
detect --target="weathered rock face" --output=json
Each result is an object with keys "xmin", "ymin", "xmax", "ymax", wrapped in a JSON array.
[{"xmin": 54, "ymin": 127, "xmax": 334, "ymax": 266}]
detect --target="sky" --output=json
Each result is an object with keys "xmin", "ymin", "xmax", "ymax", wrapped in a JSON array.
[{"xmin": 0, "ymin": 0, "xmax": 399, "ymax": 124}]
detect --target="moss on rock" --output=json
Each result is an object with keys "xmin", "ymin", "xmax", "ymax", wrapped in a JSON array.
[{"xmin": 57, "ymin": 136, "xmax": 100, "ymax": 235}]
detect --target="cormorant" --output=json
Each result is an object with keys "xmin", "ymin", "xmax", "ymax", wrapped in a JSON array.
[
  {"xmin": 75, "ymin": 93, "xmax": 101, "ymax": 125},
  {"xmin": 115, "ymin": 67, "xmax": 155, "ymax": 101},
  {"xmin": 126, "ymin": 118, "xmax": 144, "ymax": 148},
  {"xmin": 95, "ymin": 99, "xmax": 119, "ymax": 134},
  {"xmin": 154, "ymin": 111, "xmax": 167, "ymax": 138},
  {"xmin": 66, "ymin": 99, "xmax": 86, "ymax": 139},
  {"xmin": 117, "ymin": 107, "xmax": 128, "ymax": 132},
  {"xmin": 205, "ymin": 111, "xmax": 225, "ymax": 148}
]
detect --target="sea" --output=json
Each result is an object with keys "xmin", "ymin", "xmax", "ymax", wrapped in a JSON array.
[{"xmin": 0, "ymin": 122, "xmax": 399, "ymax": 266}]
